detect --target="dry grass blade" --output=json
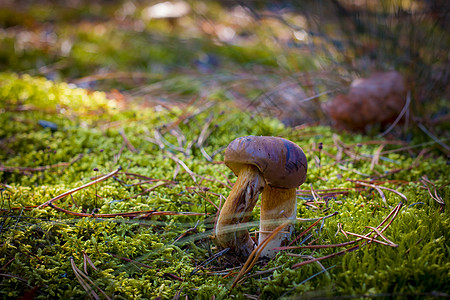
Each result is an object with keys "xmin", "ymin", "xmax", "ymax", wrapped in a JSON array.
[
  {"xmin": 36, "ymin": 167, "xmax": 122, "ymax": 209},
  {"xmin": 172, "ymin": 220, "xmax": 200, "ymax": 244},
  {"xmin": 290, "ymin": 203, "xmax": 402, "ymax": 269},
  {"xmin": 338, "ymin": 164, "xmax": 371, "ymax": 177},
  {"xmin": 286, "ymin": 254, "xmax": 327, "ymax": 271},
  {"xmin": 287, "ymin": 217, "xmax": 323, "ymax": 247},
  {"xmin": 190, "ymin": 248, "xmax": 230, "ymax": 276},
  {"xmin": 7, "ymin": 241, "xmax": 43, "ymax": 263},
  {"xmin": 365, "ymin": 226, "xmax": 398, "ymax": 247},
  {"xmin": 355, "ymin": 181, "xmax": 388, "ymax": 207},
  {"xmin": 277, "ymin": 240, "xmax": 356, "ymax": 251},
  {"xmin": 0, "ymin": 154, "xmax": 83, "ymax": 173},
  {"xmin": 238, "ymin": 265, "xmax": 284, "ymax": 282},
  {"xmin": 291, "ymin": 245, "xmax": 360, "ymax": 269},
  {"xmin": 70, "ymin": 257, "xmax": 100, "ymax": 300},
  {"xmin": 193, "ymin": 189, "xmax": 220, "ymax": 211},
  {"xmin": 71, "ymin": 257, "xmax": 111, "ymax": 300},
  {"xmin": 0, "ymin": 273, "xmax": 33, "ymax": 286},
  {"xmin": 0, "ymin": 257, "xmax": 15, "ymax": 271},
  {"xmin": 121, "ymin": 171, "xmax": 154, "ymax": 180},
  {"xmin": 378, "ymin": 90, "xmax": 411, "ymax": 138},
  {"xmin": 167, "ymin": 153, "xmax": 197, "ymax": 183},
  {"xmin": 379, "ymin": 202, "xmax": 403, "ymax": 233},
  {"xmin": 160, "ymin": 97, "xmax": 208, "ymax": 134},
  {"xmin": 281, "ymin": 265, "xmax": 336, "ymax": 297},
  {"xmin": 342, "ymin": 230, "xmax": 397, "ymax": 247},
  {"xmin": 337, "ymin": 222, "xmax": 348, "ymax": 239},
  {"xmin": 47, "ymin": 203, "xmax": 204, "ymax": 218},
  {"xmin": 118, "ymin": 128, "xmax": 137, "ymax": 153},
  {"xmin": 297, "ymin": 187, "xmax": 355, "ymax": 194},
  {"xmin": 310, "ymin": 184, "xmax": 322, "ymax": 204},
  {"xmin": 370, "ymin": 144, "xmax": 385, "ymax": 170},
  {"xmin": 83, "ymin": 251, "xmax": 98, "ymax": 275},
  {"xmin": 376, "ymin": 186, "xmax": 408, "ymax": 203},
  {"xmin": 352, "ymin": 180, "xmax": 408, "ymax": 203},
  {"xmin": 154, "ymin": 128, "xmax": 188, "ymax": 154},
  {"xmin": 197, "ymin": 113, "xmax": 215, "ymax": 161},
  {"xmin": 129, "ymin": 178, "xmax": 176, "ymax": 186},
  {"xmin": 73, "ymin": 71, "xmax": 158, "ymax": 84},
  {"xmin": 379, "ymin": 139, "xmax": 450, "ymax": 156},
  {"xmin": 130, "ymin": 182, "xmax": 170, "ymax": 199},
  {"xmin": 173, "ymin": 287, "xmax": 183, "ymax": 300},
  {"xmin": 421, "ymin": 176, "xmax": 445, "ymax": 207},
  {"xmin": 169, "ymin": 128, "xmax": 186, "ymax": 149},
  {"xmin": 109, "ymin": 253, "xmax": 153, "ymax": 269},
  {"xmin": 200, "ymin": 147, "xmax": 213, "ymax": 162},
  {"xmin": 164, "ymin": 273, "xmax": 184, "ymax": 282},
  {"xmin": 417, "ymin": 123, "xmax": 450, "ymax": 153},
  {"xmin": 0, "ymin": 183, "xmax": 13, "ymax": 189},
  {"xmin": 230, "ymin": 221, "xmax": 290, "ymax": 289}
]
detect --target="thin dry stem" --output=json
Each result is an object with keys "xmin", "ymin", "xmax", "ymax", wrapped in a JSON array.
[
  {"xmin": 118, "ymin": 128, "xmax": 137, "ymax": 153},
  {"xmin": 287, "ymin": 217, "xmax": 323, "ymax": 246},
  {"xmin": 231, "ymin": 221, "xmax": 290, "ymax": 289},
  {"xmin": 47, "ymin": 203, "xmax": 204, "ymax": 218},
  {"xmin": 342, "ymin": 230, "xmax": 398, "ymax": 247},
  {"xmin": 167, "ymin": 153, "xmax": 197, "ymax": 183},
  {"xmin": 288, "ymin": 202, "xmax": 402, "ymax": 268},
  {"xmin": 37, "ymin": 167, "xmax": 122, "ymax": 209},
  {"xmin": 0, "ymin": 154, "xmax": 83, "ymax": 173},
  {"xmin": 355, "ymin": 181, "xmax": 388, "ymax": 207},
  {"xmin": 130, "ymin": 182, "xmax": 170, "ymax": 199}
]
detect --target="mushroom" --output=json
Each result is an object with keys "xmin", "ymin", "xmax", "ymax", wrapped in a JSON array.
[
  {"xmin": 214, "ymin": 136, "xmax": 307, "ymax": 258},
  {"xmin": 322, "ymin": 71, "xmax": 407, "ymax": 131},
  {"xmin": 142, "ymin": 1, "xmax": 190, "ymax": 29}
]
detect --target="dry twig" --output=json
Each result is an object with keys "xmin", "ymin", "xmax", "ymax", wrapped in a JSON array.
[{"xmin": 37, "ymin": 167, "xmax": 122, "ymax": 209}]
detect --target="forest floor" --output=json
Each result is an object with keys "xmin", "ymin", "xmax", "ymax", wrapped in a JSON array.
[{"xmin": 0, "ymin": 1, "xmax": 448, "ymax": 299}]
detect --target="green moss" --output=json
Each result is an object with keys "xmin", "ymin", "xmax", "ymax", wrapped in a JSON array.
[{"xmin": 0, "ymin": 73, "xmax": 448, "ymax": 299}]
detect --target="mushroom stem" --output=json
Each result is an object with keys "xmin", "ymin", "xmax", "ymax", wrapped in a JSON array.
[
  {"xmin": 215, "ymin": 165, "xmax": 265, "ymax": 257},
  {"xmin": 259, "ymin": 185, "xmax": 297, "ymax": 258}
]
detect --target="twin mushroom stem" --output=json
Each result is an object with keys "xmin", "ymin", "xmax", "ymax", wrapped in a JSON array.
[{"xmin": 214, "ymin": 136, "xmax": 307, "ymax": 258}]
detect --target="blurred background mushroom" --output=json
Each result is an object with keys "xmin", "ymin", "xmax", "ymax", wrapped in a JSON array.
[
  {"xmin": 322, "ymin": 71, "xmax": 408, "ymax": 132},
  {"xmin": 142, "ymin": 1, "xmax": 190, "ymax": 29}
]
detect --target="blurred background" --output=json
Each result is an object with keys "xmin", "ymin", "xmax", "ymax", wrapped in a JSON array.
[{"xmin": 0, "ymin": 0, "xmax": 448, "ymax": 139}]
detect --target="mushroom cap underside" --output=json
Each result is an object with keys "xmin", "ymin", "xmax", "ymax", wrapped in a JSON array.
[{"xmin": 224, "ymin": 136, "xmax": 307, "ymax": 189}]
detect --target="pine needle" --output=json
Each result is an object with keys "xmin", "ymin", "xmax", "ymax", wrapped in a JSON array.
[{"xmin": 230, "ymin": 221, "xmax": 290, "ymax": 289}]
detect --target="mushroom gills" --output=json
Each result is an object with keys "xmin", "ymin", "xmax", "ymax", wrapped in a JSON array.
[{"xmin": 214, "ymin": 164, "xmax": 265, "ymax": 257}]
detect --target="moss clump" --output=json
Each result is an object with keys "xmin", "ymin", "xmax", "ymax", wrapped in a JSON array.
[{"xmin": 0, "ymin": 73, "xmax": 448, "ymax": 299}]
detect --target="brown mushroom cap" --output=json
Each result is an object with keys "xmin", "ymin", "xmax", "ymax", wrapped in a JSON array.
[{"xmin": 225, "ymin": 136, "xmax": 307, "ymax": 189}]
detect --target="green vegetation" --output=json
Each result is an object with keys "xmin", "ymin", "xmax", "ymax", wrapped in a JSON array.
[
  {"xmin": 0, "ymin": 0, "xmax": 448, "ymax": 299},
  {"xmin": 0, "ymin": 73, "xmax": 448, "ymax": 299}
]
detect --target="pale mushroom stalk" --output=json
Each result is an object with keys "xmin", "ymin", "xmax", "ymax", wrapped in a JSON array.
[
  {"xmin": 259, "ymin": 185, "xmax": 297, "ymax": 258},
  {"xmin": 215, "ymin": 165, "xmax": 265, "ymax": 257}
]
